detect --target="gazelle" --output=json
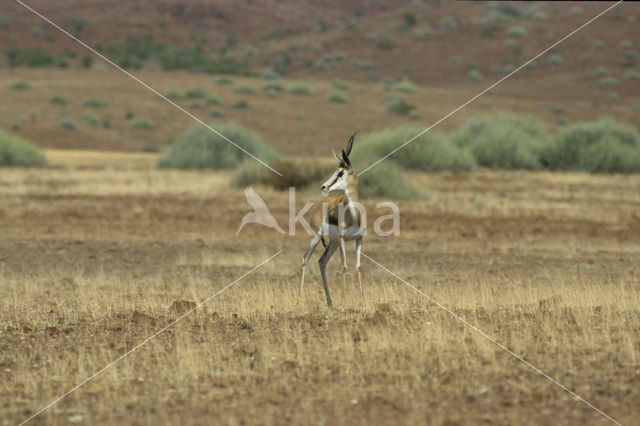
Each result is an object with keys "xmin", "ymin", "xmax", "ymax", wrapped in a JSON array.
[{"xmin": 300, "ymin": 134, "xmax": 364, "ymax": 307}]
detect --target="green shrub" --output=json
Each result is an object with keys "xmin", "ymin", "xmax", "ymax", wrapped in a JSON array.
[
  {"xmin": 60, "ymin": 118, "xmax": 77, "ymax": 130},
  {"xmin": 466, "ymin": 70, "xmax": 483, "ymax": 81},
  {"xmin": 327, "ymin": 92, "xmax": 349, "ymax": 103},
  {"xmin": 209, "ymin": 108, "xmax": 225, "ymax": 118},
  {"xmin": 391, "ymin": 78, "xmax": 417, "ymax": 93},
  {"xmin": 548, "ymin": 54, "xmax": 563, "ymax": 65},
  {"xmin": 233, "ymin": 157, "xmax": 334, "ymax": 190},
  {"xmin": 260, "ymin": 69, "xmax": 280, "ymax": 80},
  {"xmin": 234, "ymin": 84, "xmax": 257, "ymax": 94},
  {"xmin": 332, "ymin": 79, "xmax": 350, "ymax": 90},
  {"xmin": 504, "ymin": 39, "xmax": 518, "ymax": 50},
  {"xmin": 544, "ymin": 118, "xmax": 640, "ymax": 173},
  {"xmin": 386, "ymin": 93, "xmax": 415, "ymax": 115},
  {"xmin": 10, "ymin": 80, "xmax": 31, "ymax": 90},
  {"xmin": 263, "ymin": 80, "xmax": 285, "ymax": 92},
  {"xmin": 128, "ymin": 117, "xmax": 155, "ymax": 129},
  {"xmin": 353, "ymin": 127, "xmax": 476, "ymax": 172},
  {"xmin": 594, "ymin": 67, "xmax": 610, "ymax": 77},
  {"xmin": 506, "ymin": 25, "xmax": 528, "ymax": 38},
  {"xmin": 82, "ymin": 112, "xmax": 100, "ymax": 125},
  {"xmin": 414, "ymin": 26, "xmax": 435, "ymax": 39},
  {"xmin": 438, "ymin": 16, "xmax": 456, "ymax": 29},
  {"xmin": 0, "ymin": 129, "xmax": 46, "ymax": 167},
  {"xmin": 598, "ymin": 77, "xmax": 619, "ymax": 86},
  {"xmin": 186, "ymin": 101, "xmax": 203, "ymax": 109},
  {"xmin": 288, "ymin": 83, "xmax": 314, "ymax": 95},
  {"xmin": 619, "ymin": 40, "xmax": 633, "ymax": 50},
  {"xmin": 206, "ymin": 95, "xmax": 222, "ymax": 105},
  {"xmin": 452, "ymin": 114, "xmax": 552, "ymax": 170},
  {"xmin": 165, "ymin": 90, "xmax": 184, "ymax": 100},
  {"xmin": 358, "ymin": 163, "xmax": 424, "ymax": 199},
  {"xmin": 83, "ymin": 96, "xmax": 109, "ymax": 107},
  {"xmin": 624, "ymin": 69, "xmax": 640, "ymax": 80},
  {"xmin": 158, "ymin": 123, "xmax": 280, "ymax": 169},
  {"xmin": 216, "ymin": 76, "xmax": 234, "ymax": 85},
  {"xmin": 184, "ymin": 87, "xmax": 206, "ymax": 98},
  {"xmin": 568, "ymin": 6, "xmax": 583, "ymax": 16},
  {"xmin": 49, "ymin": 94, "xmax": 70, "ymax": 105},
  {"xmin": 6, "ymin": 47, "xmax": 54, "ymax": 67}
]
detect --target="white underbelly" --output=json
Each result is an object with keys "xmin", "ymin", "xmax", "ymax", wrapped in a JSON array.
[{"xmin": 321, "ymin": 224, "xmax": 364, "ymax": 241}]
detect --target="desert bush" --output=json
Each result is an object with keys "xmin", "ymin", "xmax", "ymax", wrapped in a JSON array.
[
  {"xmin": 6, "ymin": 47, "xmax": 54, "ymax": 67},
  {"xmin": 129, "ymin": 117, "xmax": 155, "ymax": 129},
  {"xmin": 568, "ymin": 6, "xmax": 583, "ymax": 16},
  {"xmin": 414, "ymin": 26, "xmax": 435, "ymax": 39},
  {"xmin": 358, "ymin": 163, "xmax": 424, "ymax": 199},
  {"xmin": 438, "ymin": 16, "xmax": 456, "ymax": 29},
  {"xmin": 49, "ymin": 94, "xmax": 70, "ymax": 105},
  {"xmin": 466, "ymin": 70, "xmax": 483, "ymax": 81},
  {"xmin": 504, "ymin": 39, "xmax": 518, "ymax": 50},
  {"xmin": 184, "ymin": 87, "xmax": 206, "ymax": 98},
  {"xmin": 594, "ymin": 67, "xmax": 610, "ymax": 77},
  {"xmin": 391, "ymin": 78, "xmax": 417, "ymax": 93},
  {"xmin": 234, "ymin": 84, "xmax": 257, "ymax": 94},
  {"xmin": 385, "ymin": 93, "xmax": 415, "ymax": 115},
  {"xmin": 60, "ymin": 118, "xmax": 76, "ymax": 130},
  {"xmin": 624, "ymin": 69, "xmax": 640, "ymax": 80},
  {"xmin": 544, "ymin": 118, "xmax": 640, "ymax": 173},
  {"xmin": 327, "ymin": 92, "xmax": 349, "ymax": 103},
  {"xmin": 209, "ymin": 108, "xmax": 225, "ymax": 118},
  {"xmin": 82, "ymin": 112, "xmax": 100, "ymax": 125},
  {"xmin": 158, "ymin": 123, "xmax": 280, "ymax": 169},
  {"xmin": 288, "ymin": 83, "xmax": 313, "ymax": 95},
  {"xmin": 260, "ymin": 69, "xmax": 280, "ymax": 80},
  {"xmin": 165, "ymin": 90, "xmax": 184, "ymax": 100},
  {"xmin": 598, "ymin": 77, "xmax": 619, "ymax": 86},
  {"xmin": 206, "ymin": 95, "xmax": 222, "ymax": 105},
  {"xmin": 187, "ymin": 101, "xmax": 203, "ymax": 109},
  {"xmin": 0, "ymin": 129, "xmax": 46, "ymax": 167},
  {"xmin": 10, "ymin": 80, "xmax": 31, "ymax": 90},
  {"xmin": 506, "ymin": 25, "xmax": 528, "ymax": 38},
  {"xmin": 263, "ymin": 80, "xmax": 285, "ymax": 92},
  {"xmin": 353, "ymin": 127, "xmax": 476, "ymax": 173},
  {"xmin": 83, "ymin": 96, "xmax": 109, "ymax": 107},
  {"xmin": 232, "ymin": 157, "xmax": 334, "ymax": 190},
  {"xmin": 452, "ymin": 114, "xmax": 552, "ymax": 170},
  {"xmin": 216, "ymin": 76, "xmax": 234, "ymax": 85},
  {"xmin": 619, "ymin": 40, "xmax": 633, "ymax": 50},
  {"xmin": 547, "ymin": 54, "xmax": 563, "ymax": 65},
  {"xmin": 332, "ymin": 79, "xmax": 350, "ymax": 90}
]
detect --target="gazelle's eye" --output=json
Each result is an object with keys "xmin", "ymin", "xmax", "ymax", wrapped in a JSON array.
[{"xmin": 337, "ymin": 171, "xmax": 343, "ymax": 178}]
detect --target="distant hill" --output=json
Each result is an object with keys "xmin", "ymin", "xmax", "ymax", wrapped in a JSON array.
[{"xmin": 1, "ymin": 1, "xmax": 638, "ymax": 85}]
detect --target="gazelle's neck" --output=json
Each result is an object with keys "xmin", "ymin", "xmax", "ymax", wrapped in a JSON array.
[{"xmin": 345, "ymin": 173, "xmax": 359, "ymax": 203}]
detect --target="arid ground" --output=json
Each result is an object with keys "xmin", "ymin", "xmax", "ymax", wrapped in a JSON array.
[{"xmin": 1, "ymin": 151, "xmax": 639, "ymax": 425}]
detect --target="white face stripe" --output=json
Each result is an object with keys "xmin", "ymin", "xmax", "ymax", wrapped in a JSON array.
[{"xmin": 322, "ymin": 168, "xmax": 347, "ymax": 192}]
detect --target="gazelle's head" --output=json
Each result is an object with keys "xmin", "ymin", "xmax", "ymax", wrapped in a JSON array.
[{"xmin": 321, "ymin": 133, "xmax": 357, "ymax": 198}]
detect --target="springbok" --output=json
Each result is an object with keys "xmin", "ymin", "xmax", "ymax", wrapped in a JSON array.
[{"xmin": 300, "ymin": 134, "xmax": 364, "ymax": 307}]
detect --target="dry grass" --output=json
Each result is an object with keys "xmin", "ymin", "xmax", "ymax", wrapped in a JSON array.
[{"xmin": 1, "ymin": 151, "xmax": 640, "ymax": 425}]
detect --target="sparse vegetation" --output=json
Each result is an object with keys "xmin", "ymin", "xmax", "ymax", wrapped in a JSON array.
[
  {"xmin": 624, "ymin": 69, "xmax": 640, "ymax": 80},
  {"xmin": 547, "ymin": 54, "xmax": 563, "ymax": 65},
  {"xmin": 184, "ymin": 88, "xmax": 207, "ymax": 98},
  {"xmin": 391, "ymin": 78, "xmax": 417, "ymax": 93},
  {"xmin": 598, "ymin": 77, "xmax": 619, "ymax": 86},
  {"xmin": 216, "ymin": 76, "xmax": 234, "ymax": 85},
  {"xmin": 358, "ymin": 163, "xmax": 424, "ymax": 199},
  {"xmin": 82, "ymin": 112, "xmax": 101, "ymax": 125},
  {"xmin": 332, "ymin": 79, "xmax": 350, "ymax": 90},
  {"xmin": 206, "ymin": 95, "xmax": 222, "ymax": 105},
  {"xmin": 49, "ymin": 94, "xmax": 70, "ymax": 105},
  {"xmin": 128, "ymin": 117, "xmax": 155, "ymax": 130},
  {"xmin": 209, "ymin": 108, "xmax": 225, "ymax": 118},
  {"xmin": 10, "ymin": 80, "xmax": 31, "ymax": 90},
  {"xmin": 234, "ymin": 84, "xmax": 257, "ymax": 94},
  {"xmin": 158, "ymin": 123, "xmax": 279, "ymax": 169},
  {"xmin": 386, "ymin": 93, "xmax": 415, "ymax": 115},
  {"xmin": 0, "ymin": 128, "xmax": 46, "ymax": 167},
  {"xmin": 5, "ymin": 47, "xmax": 54, "ymax": 67},
  {"xmin": 353, "ymin": 127, "xmax": 476, "ymax": 173},
  {"xmin": 544, "ymin": 118, "xmax": 640, "ymax": 173},
  {"xmin": 263, "ymin": 80, "xmax": 285, "ymax": 93},
  {"xmin": 288, "ymin": 83, "xmax": 313, "ymax": 95},
  {"xmin": 327, "ymin": 92, "xmax": 349, "ymax": 103},
  {"xmin": 506, "ymin": 25, "xmax": 528, "ymax": 38},
  {"xmin": 466, "ymin": 70, "xmax": 483, "ymax": 81},
  {"xmin": 83, "ymin": 96, "xmax": 109, "ymax": 107},
  {"xmin": 413, "ymin": 26, "xmax": 435, "ymax": 39},
  {"xmin": 165, "ymin": 91, "xmax": 185, "ymax": 100},
  {"xmin": 233, "ymin": 157, "xmax": 333, "ymax": 190},
  {"xmin": 60, "ymin": 118, "xmax": 77, "ymax": 130},
  {"xmin": 594, "ymin": 67, "xmax": 610, "ymax": 77},
  {"xmin": 453, "ymin": 114, "xmax": 552, "ymax": 170}
]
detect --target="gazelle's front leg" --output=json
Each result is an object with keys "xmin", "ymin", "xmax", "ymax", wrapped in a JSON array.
[
  {"xmin": 339, "ymin": 236, "xmax": 347, "ymax": 304},
  {"xmin": 300, "ymin": 233, "xmax": 322, "ymax": 300},
  {"xmin": 355, "ymin": 236, "xmax": 364, "ymax": 302}
]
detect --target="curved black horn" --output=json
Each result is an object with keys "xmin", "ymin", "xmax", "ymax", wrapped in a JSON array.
[{"xmin": 345, "ymin": 132, "xmax": 357, "ymax": 156}]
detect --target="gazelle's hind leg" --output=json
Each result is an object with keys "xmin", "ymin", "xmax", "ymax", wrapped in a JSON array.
[
  {"xmin": 319, "ymin": 240, "xmax": 339, "ymax": 307},
  {"xmin": 300, "ymin": 233, "xmax": 322, "ymax": 299},
  {"xmin": 355, "ymin": 237, "xmax": 364, "ymax": 303},
  {"xmin": 339, "ymin": 237, "xmax": 347, "ymax": 304}
]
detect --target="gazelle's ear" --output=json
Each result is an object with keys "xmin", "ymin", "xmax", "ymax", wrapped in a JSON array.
[
  {"xmin": 345, "ymin": 132, "xmax": 356, "ymax": 156},
  {"xmin": 341, "ymin": 149, "xmax": 352, "ymax": 172}
]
